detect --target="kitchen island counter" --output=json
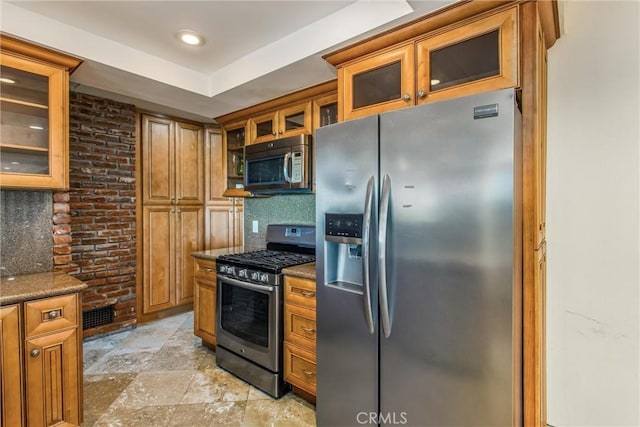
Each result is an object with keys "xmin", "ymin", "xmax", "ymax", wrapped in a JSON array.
[
  {"xmin": 282, "ymin": 262, "xmax": 316, "ymax": 280},
  {"xmin": 0, "ymin": 271, "xmax": 87, "ymax": 306}
]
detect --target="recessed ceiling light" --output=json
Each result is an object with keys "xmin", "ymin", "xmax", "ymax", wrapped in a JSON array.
[
  {"xmin": 10, "ymin": 161, "xmax": 20, "ymax": 165},
  {"xmin": 29, "ymin": 125, "xmax": 45, "ymax": 130},
  {"xmin": 431, "ymin": 79, "xmax": 441, "ymax": 86},
  {"xmin": 176, "ymin": 30, "xmax": 205, "ymax": 46},
  {"xmin": 0, "ymin": 77, "xmax": 16, "ymax": 84}
]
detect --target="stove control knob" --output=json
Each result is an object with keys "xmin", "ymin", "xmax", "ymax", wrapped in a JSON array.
[
  {"xmin": 227, "ymin": 266, "xmax": 235, "ymax": 275},
  {"xmin": 251, "ymin": 271, "xmax": 259, "ymax": 281},
  {"xmin": 260, "ymin": 273, "xmax": 269, "ymax": 283},
  {"xmin": 238, "ymin": 269, "xmax": 247, "ymax": 278},
  {"xmin": 219, "ymin": 265, "xmax": 227, "ymax": 273}
]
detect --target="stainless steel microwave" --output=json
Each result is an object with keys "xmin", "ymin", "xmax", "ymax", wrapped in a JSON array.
[{"xmin": 244, "ymin": 134, "xmax": 312, "ymax": 194}]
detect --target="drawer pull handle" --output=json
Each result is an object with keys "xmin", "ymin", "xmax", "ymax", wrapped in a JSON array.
[
  {"xmin": 302, "ymin": 369, "xmax": 316, "ymax": 377},
  {"xmin": 47, "ymin": 310, "xmax": 59, "ymax": 320},
  {"xmin": 300, "ymin": 290, "xmax": 315, "ymax": 298},
  {"xmin": 300, "ymin": 326, "xmax": 316, "ymax": 333},
  {"xmin": 203, "ymin": 268, "xmax": 214, "ymax": 273},
  {"xmin": 30, "ymin": 349, "xmax": 40, "ymax": 358}
]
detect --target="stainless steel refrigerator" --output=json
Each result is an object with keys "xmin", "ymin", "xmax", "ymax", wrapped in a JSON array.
[{"xmin": 315, "ymin": 89, "xmax": 522, "ymax": 426}]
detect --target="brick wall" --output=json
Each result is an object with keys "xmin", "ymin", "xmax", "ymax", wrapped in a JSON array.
[{"xmin": 67, "ymin": 92, "xmax": 137, "ymax": 338}]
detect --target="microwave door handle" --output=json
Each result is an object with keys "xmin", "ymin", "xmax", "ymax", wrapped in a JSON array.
[{"xmin": 283, "ymin": 152, "xmax": 292, "ymax": 183}]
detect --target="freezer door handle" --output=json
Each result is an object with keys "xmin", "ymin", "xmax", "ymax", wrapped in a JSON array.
[
  {"xmin": 379, "ymin": 173, "xmax": 392, "ymax": 338},
  {"xmin": 362, "ymin": 175, "xmax": 375, "ymax": 334}
]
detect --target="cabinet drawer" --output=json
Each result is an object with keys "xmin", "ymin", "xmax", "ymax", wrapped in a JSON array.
[
  {"xmin": 284, "ymin": 342, "xmax": 317, "ymax": 395},
  {"xmin": 195, "ymin": 258, "xmax": 217, "ymax": 278},
  {"xmin": 24, "ymin": 294, "xmax": 78, "ymax": 338},
  {"xmin": 284, "ymin": 276, "xmax": 316, "ymax": 310},
  {"xmin": 284, "ymin": 304, "xmax": 316, "ymax": 351}
]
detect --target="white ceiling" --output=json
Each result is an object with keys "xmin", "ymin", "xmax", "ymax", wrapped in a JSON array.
[{"xmin": 1, "ymin": 0, "xmax": 453, "ymax": 123}]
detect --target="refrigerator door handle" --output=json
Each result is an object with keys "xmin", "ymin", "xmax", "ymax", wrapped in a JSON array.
[
  {"xmin": 362, "ymin": 175, "xmax": 375, "ymax": 334},
  {"xmin": 379, "ymin": 173, "xmax": 392, "ymax": 338}
]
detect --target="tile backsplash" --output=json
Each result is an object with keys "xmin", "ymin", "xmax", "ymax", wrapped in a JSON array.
[
  {"xmin": 243, "ymin": 194, "xmax": 315, "ymax": 247},
  {"xmin": 0, "ymin": 190, "xmax": 53, "ymax": 276}
]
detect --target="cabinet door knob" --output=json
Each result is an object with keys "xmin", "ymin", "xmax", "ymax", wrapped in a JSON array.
[
  {"xmin": 402, "ymin": 93, "xmax": 411, "ymax": 102},
  {"xmin": 278, "ymin": 130, "xmax": 283, "ymax": 134},
  {"xmin": 47, "ymin": 310, "xmax": 59, "ymax": 319},
  {"xmin": 417, "ymin": 90, "xmax": 427, "ymax": 99},
  {"xmin": 30, "ymin": 349, "xmax": 40, "ymax": 358},
  {"xmin": 272, "ymin": 131, "xmax": 277, "ymax": 136}
]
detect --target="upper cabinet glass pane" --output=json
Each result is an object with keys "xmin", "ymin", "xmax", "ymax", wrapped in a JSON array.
[
  {"xmin": 226, "ymin": 127, "xmax": 245, "ymax": 150},
  {"xmin": 352, "ymin": 61, "xmax": 401, "ymax": 109},
  {"xmin": 255, "ymin": 119, "xmax": 273, "ymax": 138},
  {"xmin": 430, "ymin": 30, "xmax": 500, "ymax": 91},
  {"xmin": 0, "ymin": 65, "xmax": 50, "ymax": 175},
  {"xmin": 0, "ymin": 66, "xmax": 48, "ymax": 105},
  {"xmin": 319, "ymin": 103, "xmax": 338, "ymax": 127},
  {"xmin": 284, "ymin": 111, "xmax": 305, "ymax": 131}
]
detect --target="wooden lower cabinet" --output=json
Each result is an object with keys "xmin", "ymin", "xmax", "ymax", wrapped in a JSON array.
[
  {"xmin": 1, "ymin": 304, "xmax": 24, "ymax": 426},
  {"xmin": 283, "ymin": 275, "xmax": 317, "ymax": 398},
  {"xmin": 193, "ymin": 258, "xmax": 217, "ymax": 347},
  {"xmin": 141, "ymin": 205, "xmax": 203, "ymax": 317},
  {"xmin": 1, "ymin": 293, "xmax": 82, "ymax": 427}
]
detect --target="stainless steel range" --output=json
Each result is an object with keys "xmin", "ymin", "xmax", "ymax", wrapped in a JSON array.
[{"xmin": 215, "ymin": 224, "xmax": 315, "ymax": 398}]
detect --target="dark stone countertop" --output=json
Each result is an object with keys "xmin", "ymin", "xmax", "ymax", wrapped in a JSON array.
[
  {"xmin": 282, "ymin": 262, "xmax": 316, "ymax": 280},
  {"xmin": 0, "ymin": 271, "xmax": 88, "ymax": 306}
]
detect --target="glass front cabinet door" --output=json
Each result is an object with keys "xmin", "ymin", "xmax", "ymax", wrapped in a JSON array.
[
  {"xmin": 340, "ymin": 44, "xmax": 415, "ymax": 120},
  {"xmin": 415, "ymin": 8, "xmax": 518, "ymax": 104},
  {"xmin": 223, "ymin": 121, "xmax": 247, "ymax": 191},
  {"xmin": 249, "ymin": 102, "xmax": 311, "ymax": 144},
  {"xmin": 0, "ymin": 39, "xmax": 80, "ymax": 189}
]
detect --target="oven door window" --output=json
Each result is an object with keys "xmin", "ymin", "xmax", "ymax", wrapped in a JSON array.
[{"xmin": 220, "ymin": 281, "xmax": 270, "ymax": 347}]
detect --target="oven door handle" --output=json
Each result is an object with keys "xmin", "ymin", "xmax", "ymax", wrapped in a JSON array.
[{"xmin": 219, "ymin": 275, "xmax": 275, "ymax": 293}]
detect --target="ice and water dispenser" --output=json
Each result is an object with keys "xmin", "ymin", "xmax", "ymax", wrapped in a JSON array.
[{"xmin": 323, "ymin": 213, "xmax": 365, "ymax": 294}]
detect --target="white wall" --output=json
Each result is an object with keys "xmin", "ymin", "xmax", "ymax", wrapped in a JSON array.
[{"xmin": 546, "ymin": 1, "xmax": 639, "ymax": 426}]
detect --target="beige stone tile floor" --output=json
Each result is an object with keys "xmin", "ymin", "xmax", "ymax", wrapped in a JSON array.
[{"xmin": 82, "ymin": 311, "xmax": 317, "ymax": 426}]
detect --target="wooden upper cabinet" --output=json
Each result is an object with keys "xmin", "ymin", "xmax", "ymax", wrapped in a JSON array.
[
  {"xmin": 175, "ymin": 122, "xmax": 204, "ymax": 204},
  {"xmin": 340, "ymin": 44, "xmax": 415, "ymax": 120},
  {"xmin": 312, "ymin": 93, "xmax": 338, "ymax": 129},
  {"xmin": 204, "ymin": 127, "xmax": 226, "ymax": 202},
  {"xmin": 0, "ymin": 37, "xmax": 81, "ymax": 190},
  {"xmin": 248, "ymin": 101, "xmax": 311, "ymax": 144},
  {"xmin": 142, "ymin": 115, "xmax": 174, "ymax": 204},
  {"xmin": 222, "ymin": 121, "xmax": 248, "ymax": 195},
  {"xmin": 334, "ymin": 6, "xmax": 519, "ymax": 120},
  {"xmin": 141, "ymin": 114, "xmax": 204, "ymax": 205},
  {"xmin": 415, "ymin": 8, "xmax": 518, "ymax": 104}
]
